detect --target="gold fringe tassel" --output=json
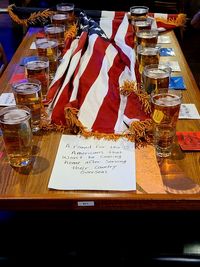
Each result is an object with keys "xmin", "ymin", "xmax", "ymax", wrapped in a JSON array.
[
  {"xmin": 155, "ymin": 13, "xmax": 187, "ymax": 27},
  {"xmin": 120, "ymin": 80, "xmax": 151, "ymax": 114},
  {"xmin": 41, "ymin": 80, "xmax": 153, "ymax": 146}
]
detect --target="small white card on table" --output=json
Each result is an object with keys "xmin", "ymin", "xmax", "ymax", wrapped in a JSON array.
[
  {"xmin": 48, "ymin": 135, "xmax": 136, "ymax": 191},
  {"xmin": 179, "ymin": 104, "xmax": 200, "ymax": 119},
  {"xmin": 0, "ymin": 93, "xmax": 16, "ymax": 106}
]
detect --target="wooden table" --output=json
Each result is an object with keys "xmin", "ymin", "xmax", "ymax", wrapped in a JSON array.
[{"xmin": 0, "ymin": 27, "xmax": 200, "ymax": 211}]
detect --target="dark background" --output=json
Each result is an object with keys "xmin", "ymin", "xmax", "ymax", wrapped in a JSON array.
[{"xmin": 1, "ymin": 1, "xmax": 200, "ymax": 266}]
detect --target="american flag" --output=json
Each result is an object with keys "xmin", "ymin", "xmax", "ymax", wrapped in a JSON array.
[{"xmin": 45, "ymin": 10, "xmax": 151, "ymax": 134}]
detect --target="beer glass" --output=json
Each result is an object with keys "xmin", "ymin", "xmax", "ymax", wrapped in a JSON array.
[
  {"xmin": 51, "ymin": 13, "xmax": 69, "ymax": 27},
  {"xmin": 142, "ymin": 64, "xmax": 171, "ymax": 94},
  {"xmin": 130, "ymin": 6, "xmax": 149, "ymax": 20},
  {"xmin": 0, "ymin": 105, "xmax": 33, "ymax": 167},
  {"xmin": 137, "ymin": 45, "xmax": 160, "ymax": 75},
  {"xmin": 56, "ymin": 2, "xmax": 75, "ymax": 23},
  {"xmin": 136, "ymin": 29, "xmax": 158, "ymax": 47},
  {"xmin": 35, "ymin": 38, "xmax": 59, "ymax": 81},
  {"xmin": 44, "ymin": 24, "xmax": 65, "ymax": 54},
  {"xmin": 12, "ymin": 78, "xmax": 42, "ymax": 133},
  {"xmin": 132, "ymin": 17, "xmax": 152, "ymax": 33},
  {"xmin": 25, "ymin": 56, "xmax": 49, "ymax": 100},
  {"xmin": 151, "ymin": 91, "xmax": 182, "ymax": 157}
]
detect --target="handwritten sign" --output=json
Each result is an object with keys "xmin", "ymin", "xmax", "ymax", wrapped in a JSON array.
[{"xmin": 48, "ymin": 135, "xmax": 136, "ymax": 191}]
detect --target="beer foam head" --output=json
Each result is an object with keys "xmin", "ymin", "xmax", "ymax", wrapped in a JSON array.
[
  {"xmin": 26, "ymin": 60, "xmax": 49, "ymax": 70},
  {"xmin": 14, "ymin": 82, "xmax": 40, "ymax": 95},
  {"xmin": 155, "ymin": 94, "xmax": 181, "ymax": 107},
  {"xmin": 147, "ymin": 68, "xmax": 169, "ymax": 79},
  {"xmin": 1, "ymin": 108, "xmax": 30, "ymax": 124},
  {"xmin": 52, "ymin": 14, "xmax": 68, "ymax": 20}
]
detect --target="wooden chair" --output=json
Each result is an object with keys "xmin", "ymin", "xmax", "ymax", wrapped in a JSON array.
[{"xmin": 0, "ymin": 42, "xmax": 8, "ymax": 77}]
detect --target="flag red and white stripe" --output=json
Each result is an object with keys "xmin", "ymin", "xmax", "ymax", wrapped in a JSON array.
[{"xmin": 46, "ymin": 11, "xmax": 149, "ymax": 133}]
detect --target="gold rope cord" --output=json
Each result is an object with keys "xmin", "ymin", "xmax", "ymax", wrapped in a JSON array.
[
  {"xmin": 7, "ymin": 4, "xmax": 55, "ymax": 26},
  {"xmin": 41, "ymin": 80, "xmax": 153, "ymax": 147}
]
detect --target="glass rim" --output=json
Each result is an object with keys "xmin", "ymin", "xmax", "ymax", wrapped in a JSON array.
[
  {"xmin": 35, "ymin": 38, "xmax": 58, "ymax": 48},
  {"xmin": 44, "ymin": 24, "xmax": 65, "ymax": 30},
  {"xmin": 12, "ymin": 79, "xmax": 41, "ymax": 94},
  {"xmin": 130, "ymin": 6, "xmax": 149, "ymax": 11},
  {"xmin": 0, "ymin": 105, "xmax": 31, "ymax": 124},
  {"xmin": 137, "ymin": 44, "xmax": 161, "ymax": 52},
  {"xmin": 151, "ymin": 91, "xmax": 183, "ymax": 103},
  {"xmin": 56, "ymin": 2, "xmax": 75, "ymax": 9},
  {"xmin": 52, "ymin": 13, "xmax": 68, "ymax": 18},
  {"xmin": 136, "ymin": 29, "xmax": 159, "ymax": 36},
  {"xmin": 144, "ymin": 63, "xmax": 172, "ymax": 73}
]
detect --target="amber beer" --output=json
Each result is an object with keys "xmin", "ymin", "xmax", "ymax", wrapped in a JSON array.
[
  {"xmin": 44, "ymin": 24, "xmax": 65, "ymax": 53},
  {"xmin": 25, "ymin": 56, "xmax": 49, "ymax": 100},
  {"xmin": 0, "ymin": 105, "xmax": 33, "ymax": 167},
  {"xmin": 35, "ymin": 38, "xmax": 59, "ymax": 81},
  {"xmin": 12, "ymin": 79, "xmax": 42, "ymax": 133},
  {"xmin": 137, "ymin": 45, "xmax": 160, "ymax": 75},
  {"xmin": 151, "ymin": 92, "xmax": 182, "ymax": 157},
  {"xmin": 142, "ymin": 64, "xmax": 171, "ymax": 94},
  {"xmin": 52, "ymin": 13, "xmax": 68, "ymax": 27},
  {"xmin": 136, "ymin": 30, "xmax": 158, "ymax": 47}
]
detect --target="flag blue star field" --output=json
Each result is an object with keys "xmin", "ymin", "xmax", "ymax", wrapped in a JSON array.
[{"xmin": 46, "ymin": 10, "xmax": 149, "ymax": 134}]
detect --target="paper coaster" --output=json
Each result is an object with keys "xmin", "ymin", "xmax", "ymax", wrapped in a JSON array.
[
  {"xmin": 0, "ymin": 93, "xmax": 16, "ymax": 106},
  {"xmin": 157, "ymin": 35, "xmax": 171, "ymax": 44},
  {"xmin": 169, "ymin": 76, "xmax": 186, "ymax": 90},
  {"xmin": 177, "ymin": 132, "xmax": 200, "ymax": 151},
  {"xmin": 179, "ymin": 104, "xmax": 200, "ymax": 119},
  {"xmin": 160, "ymin": 48, "xmax": 175, "ymax": 56}
]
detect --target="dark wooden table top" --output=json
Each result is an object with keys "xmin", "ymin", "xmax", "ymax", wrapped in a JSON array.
[{"xmin": 0, "ymin": 27, "xmax": 200, "ymax": 211}]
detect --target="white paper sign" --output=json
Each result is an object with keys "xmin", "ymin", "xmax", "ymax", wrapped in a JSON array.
[
  {"xmin": 179, "ymin": 104, "xmax": 200, "ymax": 119},
  {"xmin": 48, "ymin": 135, "xmax": 136, "ymax": 191}
]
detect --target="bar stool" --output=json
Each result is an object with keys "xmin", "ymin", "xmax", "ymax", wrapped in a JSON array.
[{"xmin": 0, "ymin": 42, "xmax": 7, "ymax": 77}]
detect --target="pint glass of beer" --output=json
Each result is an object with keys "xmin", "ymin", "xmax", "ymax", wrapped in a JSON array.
[
  {"xmin": 136, "ymin": 29, "xmax": 158, "ymax": 47},
  {"xmin": 130, "ymin": 6, "xmax": 149, "ymax": 21},
  {"xmin": 142, "ymin": 64, "xmax": 171, "ymax": 94},
  {"xmin": 0, "ymin": 105, "xmax": 33, "ymax": 167},
  {"xmin": 56, "ymin": 2, "xmax": 75, "ymax": 23},
  {"xmin": 44, "ymin": 24, "xmax": 65, "ymax": 54},
  {"xmin": 12, "ymin": 79, "xmax": 43, "ymax": 133},
  {"xmin": 35, "ymin": 38, "xmax": 59, "ymax": 81},
  {"xmin": 137, "ymin": 45, "xmax": 160, "ymax": 75},
  {"xmin": 25, "ymin": 56, "xmax": 49, "ymax": 100},
  {"xmin": 51, "ymin": 13, "xmax": 69, "ymax": 28},
  {"xmin": 151, "ymin": 91, "xmax": 182, "ymax": 157}
]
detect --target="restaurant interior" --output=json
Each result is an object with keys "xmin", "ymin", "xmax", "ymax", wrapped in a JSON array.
[{"xmin": 0, "ymin": 0, "xmax": 200, "ymax": 266}]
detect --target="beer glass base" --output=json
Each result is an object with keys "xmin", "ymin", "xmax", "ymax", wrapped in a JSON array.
[
  {"xmin": 10, "ymin": 158, "xmax": 32, "ymax": 168},
  {"xmin": 156, "ymin": 148, "xmax": 171, "ymax": 158}
]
